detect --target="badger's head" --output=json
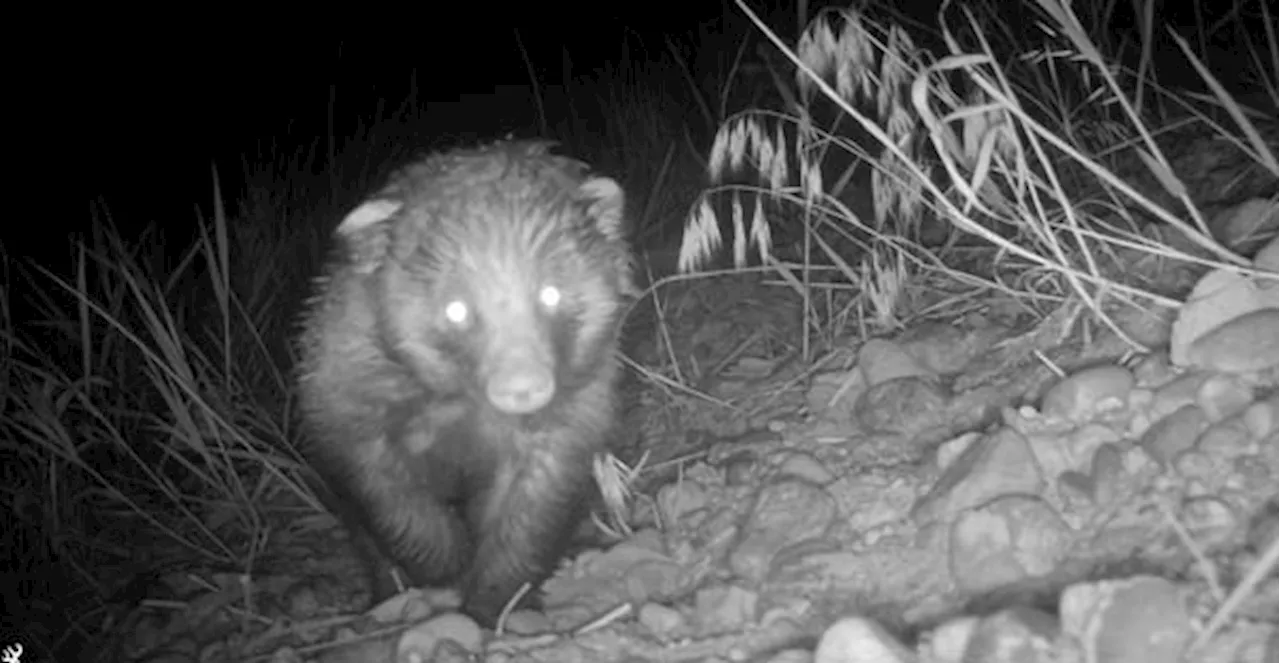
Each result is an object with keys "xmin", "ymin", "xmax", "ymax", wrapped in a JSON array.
[{"xmin": 337, "ymin": 142, "xmax": 635, "ymax": 417}]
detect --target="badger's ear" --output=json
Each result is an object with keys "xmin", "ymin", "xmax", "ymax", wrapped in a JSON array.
[
  {"xmin": 577, "ymin": 177, "xmax": 626, "ymax": 242},
  {"xmin": 577, "ymin": 176, "xmax": 637, "ymax": 297},
  {"xmin": 336, "ymin": 198, "xmax": 403, "ymax": 274}
]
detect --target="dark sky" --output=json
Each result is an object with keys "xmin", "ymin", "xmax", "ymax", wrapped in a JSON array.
[
  {"xmin": 70, "ymin": 28, "xmax": 605, "ymax": 214},
  {"xmin": 55, "ymin": 14, "xmax": 742, "ymax": 233},
  {"xmin": 40, "ymin": 1, "xmax": 1270, "ymax": 245}
]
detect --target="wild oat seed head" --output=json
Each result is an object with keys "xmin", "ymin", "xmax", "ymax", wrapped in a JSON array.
[
  {"xmin": 593, "ymin": 452, "xmax": 631, "ymax": 505},
  {"xmin": 879, "ymin": 50, "xmax": 901, "ymax": 120},
  {"xmin": 731, "ymin": 194, "xmax": 747, "ymax": 268},
  {"xmin": 864, "ymin": 247, "xmax": 907, "ymax": 327},
  {"xmin": 896, "ymin": 160, "xmax": 924, "ymax": 228},
  {"xmin": 886, "ymin": 103, "xmax": 910, "ymax": 144},
  {"xmin": 803, "ymin": 160, "xmax": 824, "ymax": 204},
  {"xmin": 719, "ymin": 121, "xmax": 743, "ymax": 177},
  {"xmin": 752, "ymin": 122, "xmax": 785, "ymax": 194},
  {"xmin": 678, "ymin": 198, "xmax": 722, "ymax": 273},
  {"xmin": 748, "ymin": 196, "xmax": 772, "ymax": 265},
  {"xmin": 709, "ymin": 117, "xmax": 782, "ymax": 191},
  {"xmin": 856, "ymin": 23, "xmax": 877, "ymax": 100},
  {"xmin": 729, "ymin": 121, "xmax": 749, "ymax": 174},
  {"xmin": 965, "ymin": 107, "xmax": 1014, "ymax": 169},
  {"xmin": 797, "ymin": 18, "xmax": 840, "ymax": 96},
  {"xmin": 838, "ymin": 13, "xmax": 874, "ymax": 102},
  {"xmin": 873, "ymin": 155, "xmax": 922, "ymax": 231},
  {"xmin": 888, "ymin": 27, "xmax": 916, "ymax": 82},
  {"xmin": 836, "ymin": 56, "xmax": 856, "ymax": 103},
  {"xmin": 709, "ymin": 125, "xmax": 729, "ymax": 181},
  {"xmin": 873, "ymin": 164, "xmax": 891, "ymax": 228},
  {"xmin": 747, "ymin": 119, "xmax": 770, "ymax": 176},
  {"xmin": 795, "ymin": 104, "xmax": 814, "ymax": 143}
]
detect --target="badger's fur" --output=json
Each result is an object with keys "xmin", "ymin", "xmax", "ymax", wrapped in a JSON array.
[{"xmin": 296, "ymin": 140, "xmax": 635, "ymax": 625}]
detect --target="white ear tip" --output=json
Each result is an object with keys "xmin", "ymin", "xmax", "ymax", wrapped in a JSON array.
[
  {"xmin": 337, "ymin": 199, "xmax": 403, "ymax": 235},
  {"xmin": 580, "ymin": 177, "xmax": 621, "ymax": 200}
]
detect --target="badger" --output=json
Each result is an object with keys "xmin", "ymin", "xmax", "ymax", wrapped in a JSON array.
[{"xmin": 296, "ymin": 140, "xmax": 635, "ymax": 625}]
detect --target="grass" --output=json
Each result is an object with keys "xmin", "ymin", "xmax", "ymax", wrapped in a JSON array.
[
  {"xmin": 673, "ymin": 0, "xmax": 1276, "ymax": 658},
  {"xmin": 2, "ymin": 1, "xmax": 1276, "ymax": 661},
  {"xmin": 677, "ymin": 0, "xmax": 1276, "ymax": 356},
  {"xmin": 2, "ymin": 30, "xmax": 709, "ymax": 662}
]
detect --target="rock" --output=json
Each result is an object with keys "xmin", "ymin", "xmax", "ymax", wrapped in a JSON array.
[
  {"xmin": 576, "ymin": 532, "xmax": 671, "ymax": 571},
  {"xmin": 1140, "ymin": 404, "xmax": 1209, "ymax": 467},
  {"xmin": 808, "ymin": 369, "xmax": 865, "ymax": 421},
  {"xmin": 782, "ymin": 550, "xmax": 869, "ymax": 586},
  {"xmin": 1214, "ymin": 198, "xmax": 1279, "ymax": 254},
  {"xmin": 814, "ymin": 616, "xmax": 913, "ymax": 663},
  {"xmin": 1246, "ymin": 499, "xmax": 1278, "ymax": 552},
  {"xmin": 773, "ymin": 451, "xmax": 835, "ymax": 485},
  {"xmin": 913, "ymin": 428, "xmax": 1044, "ymax": 523},
  {"xmin": 853, "ymin": 375, "xmax": 950, "ymax": 436},
  {"xmin": 369, "ymin": 588, "xmax": 445, "ymax": 624},
  {"xmin": 1090, "ymin": 443, "xmax": 1127, "ymax": 505},
  {"xmin": 1126, "ymin": 387, "xmax": 1155, "ymax": 419},
  {"xmin": 730, "ymin": 480, "xmax": 836, "ymax": 582},
  {"xmin": 541, "ymin": 533, "xmax": 683, "ymax": 614},
  {"xmin": 498, "ymin": 610, "xmax": 552, "ymax": 635},
  {"xmin": 1130, "ymin": 352, "xmax": 1176, "ymax": 387},
  {"xmin": 396, "ymin": 613, "xmax": 483, "ymax": 663},
  {"xmin": 314, "ymin": 637, "xmax": 398, "ymax": 663},
  {"xmin": 1151, "ymin": 371, "xmax": 1212, "ymax": 418},
  {"xmin": 693, "ymin": 584, "xmax": 759, "ymax": 633},
  {"xmin": 961, "ymin": 606, "xmax": 1061, "ymax": 663},
  {"xmin": 935, "ymin": 432, "xmax": 981, "ymax": 472},
  {"xmin": 1057, "ymin": 471, "xmax": 1096, "ymax": 506},
  {"xmin": 1242, "ymin": 397, "xmax": 1279, "ymax": 439},
  {"xmin": 1060, "ymin": 576, "xmax": 1193, "ymax": 663},
  {"xmin": 1181, "ymin": 496, "xmax": 1237, "ymax": 549},
  {"xmin": 943, "ymin": 385, "xmax": 1008, "ymax": 435},
  {"xmin": 1026, "ymin": 422, "xmax": 1122, "ymax": 478},
  {"xmin": 898, "ymin": 321, "xmax": 1002, "ymax": 375},
  {"xmin": 1197, "ymin": 417, "xmax": 1255, "ymax": 459},
  {"xmin": 760, "ymin": 649, "xmax": 815, "ymax": 663},
  {"xmin": 657, "ymin": 480, "xmax": 711, "ymax": 526},
  {"xmin": 857, "ymin": 338, "xmax": 934, "ymax": 385},
  {"xmin": 1171, "ymin": 256, "xmax": 1278, "ymax": 368},
  {"xmin": 1185, "ymin": 308, "xmax": 1280, "ymax": 373},
  {"xmin": 637, "ymin": 602, "xmax": 686, "ymax": 638},
  {"xmin": 922, "ymin": 616, "xmax": 980, "ymax": 663},
  {"xmin": 949, "ymin": 496, "xmax": 1071, "ymax": 594},
  {"xmin": 1232, "ymin": 452, "xmax": 1276, "ymax": 492},
  {"xmin": 827, "ymin": 474, "xmax": 916, "ymax": 532},
  {"xmin": 1255, "ymin": 235, "xmax": 1279, "ymax": 271},
  {"xmin": 723, "ymin": 452, "xmax": 762, "ymax": 486},
  {"xmin": 620, "ymin": 559, "xmax": 687, "ymax": 603},
  {"xmin": 1040, "ymin": 365, "xmax": 1135, "ymax": 423},
  {"xmin": 281, "ymin": 574, "xmax": 349, "ymax": 620},
  {"xmin": 1197, "ymin": 373, "xmax": 1257, "ymax": 422},
  {"xmin": 1172, "ymin": 448, "xmax": 1216, "ymax": 480}
]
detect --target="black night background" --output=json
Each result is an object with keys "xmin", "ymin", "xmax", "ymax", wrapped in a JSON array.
[{"xmin": 4, "ymin": 1, "xmax": 1275, "ymax": 661}]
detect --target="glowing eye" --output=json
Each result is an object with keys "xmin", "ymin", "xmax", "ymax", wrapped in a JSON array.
[
  {"xmin": 444, "ymin": 300, "xmax": 470, "ymax": 326},
  {"xmin": 538, "ymin": 285, "xmax": 561, "ymax": 309}
]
